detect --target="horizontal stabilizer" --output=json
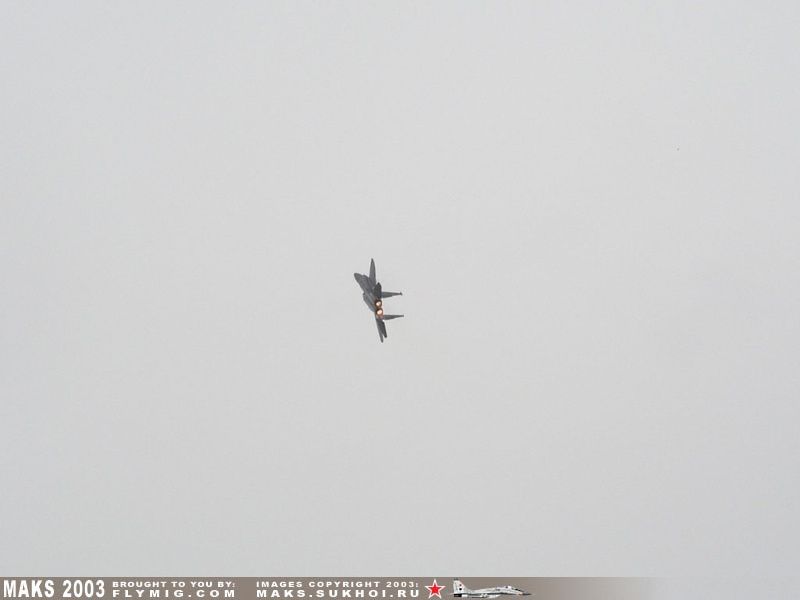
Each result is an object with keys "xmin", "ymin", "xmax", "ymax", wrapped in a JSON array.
[
  {"xmin": 381, "ymin": 291, "xmax": 402, "ymax": 298},
  {"xmin": 382, "ymin": 314, "xmax": 404, "ymax": 320}
]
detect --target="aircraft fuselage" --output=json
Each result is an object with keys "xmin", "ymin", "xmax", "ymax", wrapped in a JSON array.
[
  {"xmin": 454, "ymin": 587, "xmax": 529, "ymax": 598},
  {"xmin": 353, "ymin": 273, "xmax": 380, "ymax": 314}
]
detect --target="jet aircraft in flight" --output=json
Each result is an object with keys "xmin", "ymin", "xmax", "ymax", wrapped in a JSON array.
[
  {"xmin": 353, "ymin": 258, "xmax": 403, "ymax": 343},
  {"xmin": 452, "ymin": 580, "xmax": 530, "ymax": 598}
]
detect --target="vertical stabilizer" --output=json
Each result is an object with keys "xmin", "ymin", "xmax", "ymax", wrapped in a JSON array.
[
  {"xmin": 376, "ymin": 318, "xmax": 387, "ymax": 342},
  {"xmin": 453, "ymin": 581, "xmax": 471, "ymax": 596}
]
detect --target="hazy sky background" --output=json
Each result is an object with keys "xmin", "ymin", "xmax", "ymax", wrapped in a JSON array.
[{"xmin": 2, "ymin": 1, "xmax": 799, "ymax": 575}]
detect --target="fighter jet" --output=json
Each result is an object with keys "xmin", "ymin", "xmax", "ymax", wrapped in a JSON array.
[
  {"xmin": 452, "ymin": 580, "xmax": 530, "ymax": 599},
  {"xmin": 353, "ymin": 258, "xmax": 403, "ymax": 343}
]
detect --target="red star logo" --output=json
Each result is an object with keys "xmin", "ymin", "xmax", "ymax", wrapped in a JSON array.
[{"xmin": 426, "ymin": 581, "xmax": 445, "ymax": 599}]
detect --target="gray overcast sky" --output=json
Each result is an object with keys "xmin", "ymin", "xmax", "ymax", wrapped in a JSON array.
[{"xmin": 1, "ymin": 1, "xmax": 799, "ymax": 575}]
